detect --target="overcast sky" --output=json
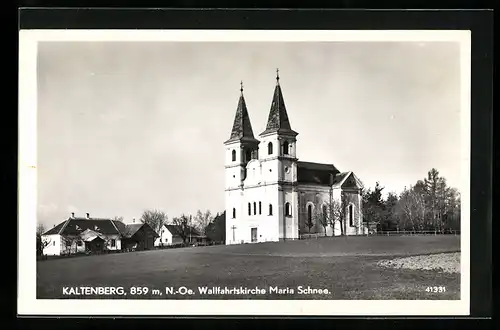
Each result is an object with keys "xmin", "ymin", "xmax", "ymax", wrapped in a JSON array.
[{"xmin": 37, "ymin": 41, "xmax": 461, "ymax": 227}]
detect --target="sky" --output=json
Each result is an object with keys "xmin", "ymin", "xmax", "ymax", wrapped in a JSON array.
[{"xmin": 36, "ymin": 41, "xmax": 462, "ymax": 228}]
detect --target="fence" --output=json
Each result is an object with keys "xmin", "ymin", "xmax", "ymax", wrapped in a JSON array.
[
  {"xmin": 299, "ymin": 229, "xmax": 460, "ymax": 240},
  {"xmin": 373, "ymin": 229, "xmax": 461, "ymax": 236}
]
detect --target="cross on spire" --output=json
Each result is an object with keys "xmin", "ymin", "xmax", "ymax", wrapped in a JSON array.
[
  {"xmin": 276, "ymin": 68, "xmax": 280, "ymax": 83},
  {"xmin": 240, "ymin": 80, "xmax": 243, "ymax": 93}
]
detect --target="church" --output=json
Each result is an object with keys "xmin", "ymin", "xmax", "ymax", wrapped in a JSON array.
[{"xmin": 224, "ymin": 70, "xmax": 367, "ymax": 245}]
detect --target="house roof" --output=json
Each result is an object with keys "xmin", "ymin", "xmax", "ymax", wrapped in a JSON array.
[
  {"xmin": 164, "ymin": 224, "xmax": 201, "ymax": 237},
  {"xmin": 43, "ymin": 218, "xmax": 122, "ymax": 236},
  {"xmin": 224, "ymin": 87, "xmax": 259, "ymax": 145},
  {"xmin": 79, "ymin": 229, "xmax": 106, "ymax": 242},
  {"xmin": 297, "ymin": 161, "xmax": 340, "ymax": 185},
  {"xmin": 260, "ymin": 74, "xmax": 298, "ymax": 137},
  {"xmin": 42, "ymin": 218, "xmax": 160, "ymax": 238},
  {"xmin": 121, "ymin": 223, "xmax": 144, "ymax": 238}
]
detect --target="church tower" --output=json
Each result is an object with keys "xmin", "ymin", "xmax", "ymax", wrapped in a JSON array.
[
  {"xmin": 258, "ymin": 69, "xmax": 300, "ymax": 240},
  {"xmin": 224, "ymin": 82, "xmax": 259, "ymax": 244}
]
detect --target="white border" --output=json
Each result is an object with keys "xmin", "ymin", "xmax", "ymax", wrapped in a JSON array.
[{"xmin": 18, "ymin": 30, "xmax": 471, "ymax": 316}]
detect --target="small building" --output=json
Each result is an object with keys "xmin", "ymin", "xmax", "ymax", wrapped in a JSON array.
[
  {"xmin": 155, "ymin": 224, "xmax": 207, "ymax": 247},
  {"xmin": 116, "ymin": 222, "xmax": 159, "ymax": 251}
]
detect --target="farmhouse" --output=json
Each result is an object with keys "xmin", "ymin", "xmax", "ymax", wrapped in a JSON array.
[
  {"xmin": 154, "ymin": 224, "xmax": 206, "ymax": 247},
  {"xmin": 224, "ymin": 71, "xmax": 368, "ymax": 245},
  {"xmin": 41, "ymin": 213, "xmax": 159, "ymax": 256},
  {"xmin": 113, "ymin": 220, "xmax": 159, "ymax": 251}
]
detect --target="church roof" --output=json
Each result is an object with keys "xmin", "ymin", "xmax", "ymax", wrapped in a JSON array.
[
  {"xmin": 225, "ymin": 83, "xmax": 259, "ymax": 145},
  {"xmin": 332, "ymin": 171, "xmax": 364, "ymax": 189},
  {"xmin": 297, "ymin": 161, "xmax": 340, "ymax": 185},
  {"xmin": 260, "ymin": 71, "xmax": 298, "ymax": 137}
]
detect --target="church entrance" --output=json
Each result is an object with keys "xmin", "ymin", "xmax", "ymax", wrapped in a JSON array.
[{"xmin": 251, "ymin": 228, "xmax": 257, "ymax": 243}]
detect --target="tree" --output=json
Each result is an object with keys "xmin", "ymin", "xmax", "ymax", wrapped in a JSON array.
[
  {"xmin": 206, "ymin": 211, "xmax": 226, "ymax": 243},
  {"xmin": 314, "ymin": 204, "xmax": 329, "ymax": 236},
  {"xmin": 140, "ymin": 209, "xmax": 167, "ymax": 235},
  {"xmin": 423, "ymin": 168, "xmax": 449, "ymax": 232},
  {"xmin": 362, "ymin": 182, "xmax": 385, "ymax": 234},
  {"xmin": 382, "ymin": 192, "xmax": 399, "ymax": 231},
  {"xmin": 36, "ymin": 224, "xmax": 50, "ymax": 256},
  {"xmin": 112, "ymin": 216, "xmax": 124, "ymax": 222},
  {"xmin": 326, "ymin": 198, "xmax": 344, "ymax": 236},
  {"xmin": 193, "ymin": 209, "xmax": 213, "ymax": 237},
  {"xmin": 305, "ymin": 211, "xmax": 315, "ymax": 234},
  {"xmin": 171, "ymin": 214, "xmax": 194, "ymax": 245},
  {"xmin": 395, "ymin": 186, "xmax": 426, "ymax": 232}
]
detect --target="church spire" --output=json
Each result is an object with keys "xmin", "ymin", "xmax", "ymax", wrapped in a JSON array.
[
  {"xmin": 260, "ymin": 69, "xmax": 298, "ymax": 137},
  {"xmin": 225, "ymin": 81, "xmax": 259, "ymax": 145}
]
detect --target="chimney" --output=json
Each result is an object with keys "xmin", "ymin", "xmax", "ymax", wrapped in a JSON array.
[
  {"xmin": 86, "ymin": 213, "xmax": 90, "ymax": 219},
  {"xmin": 71, "ymin": 212, "xmax": 75, "ymax": 218},
  {"xmin": 133, "ymin": 218, "xmax": 135, "ymax": 223}
]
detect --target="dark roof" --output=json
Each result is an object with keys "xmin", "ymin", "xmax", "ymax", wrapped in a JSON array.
[
  {"xmin": 225, "ymin": 91, "xmax": 259, "ymax": 145},
  {"xmin": 164, "ymin": 224, "xmax": 201, "ymax": 237},
  {"xmin": 111, "ymin": 220, "xmax": 127, "ymax": 235},
  {"xmin": 43, "ymin": 218, "xmax": 121, "ymax": 236},
  {"xmin": 332, "ymin": 172, "xmax": 351, "ymax": 187},
  {"xmin": 297, "ymin": 161, "xmax": 340, "ymax": 185},
  {"xmin": 43, "ymin": 221, "xmax": 67, "ymax": 235},
  {"xmin": 260, "ymin": 79, "xmax": 298, "ymax": 137},
  {"xmin": 121, "ymin": 223, "xmax": 144, "ymax": 238},
  {"xmin": 42, "ymin": 218, "xmax": 159, "ymax": 238}
]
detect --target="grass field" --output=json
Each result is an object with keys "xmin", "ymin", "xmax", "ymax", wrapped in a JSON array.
[{"xmin": 37, "ymin": 235, "xmax": 461, "ymax": 300}]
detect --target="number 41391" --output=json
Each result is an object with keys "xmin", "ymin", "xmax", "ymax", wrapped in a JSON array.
[{"xmin": 425, "ymin": 286, "xmax": 446, "ymax": 293}]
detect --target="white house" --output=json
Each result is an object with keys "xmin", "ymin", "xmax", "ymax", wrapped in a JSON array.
[
  {"xmin": 154, "ymin": 224, "xmax": 204, "ymax": 247},
  {"xmin": 224, "ymin": 72, "xmax": 367, "ymax": 245}
]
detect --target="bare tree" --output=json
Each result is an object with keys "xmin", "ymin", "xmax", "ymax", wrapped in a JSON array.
[
  {"xmin": 314, "ymin": 204, "xmax": 329, "ymax": 236},
  {"xmin": 171, "ymin": 214, "xmax": 194, "ymax": 245},
  {"xmin": 112, "ymin": 216, "xmax": 124, "ymax": 222},
  {"xmin": 140, "ymin": 209, "xmax": 167, "ymax": 235},
  {"xmin": 37, "ymin": 223, "xmax": 46, "ymax": 236},
  {"xmin": 395, "ymin": 187, "xmax": 426, "ymax": 232},
  {"xmin": 305, "ymin": 211, "xmax": 314, "ymax": 233},
  {"xmin": 327, "ymin": 198, "xmax": 345, "ymax": 236},
  {"xmin": 193, "ymin": 209, "xmax": 213, "ymax": 237},
  {"xmin": 36, "ymin": 223, "xmax": 51, "ymax": 256},
  {"xmin": 62, "ymin": 235, "xmax": 79, "ymax": 255}
]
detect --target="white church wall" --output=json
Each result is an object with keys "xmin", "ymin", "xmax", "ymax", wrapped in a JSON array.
[{"xmin": 225, "ymin": 189, "xmax": 244, "ymax": 245}]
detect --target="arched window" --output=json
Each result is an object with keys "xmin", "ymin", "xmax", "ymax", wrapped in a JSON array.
[
  {"xmin": 253, "ymin": 202, "xmax": 257, "ymax": 215},
  {"xmin": 248, "ymin": 203, "xmax": 251, "ymax": 215},
  {"xmin": 231, "ymin": 149, "xmax": 236, "ymax": 162},
  {"xmin": 285, "ymin": 202, "xmax": 291, "ymax": 216},
  {"xmin": 232, "ymin": 208, "xmax": 236, "ymax": 219},
  {"xmin": 322, "ymin": 204, "xmax": 327, "ymax": 221},
  {"xmin": 246, "ymin": 149, "xmax": 252, "ymax": 162},
  {"xmin": 268, "ymin": 142, "xmax": 273, "ymax": 155},
  {"xmin": 307, "ymin": 204, "xmax": 312, "ymax": 222},
  {"xmin": 283, "ymin": 141, "xmax": 289, "ymax": 155},
  {"xmin": 269, "ymin": 204, "xmax": 273, "ymax": 215},
  {"xmin": 349, "ymin": 204, "xmax": 354, "ymax": 227},
  {"xmin": 259, "ymin": 202, "xmax": 262, "ymax": 215}
]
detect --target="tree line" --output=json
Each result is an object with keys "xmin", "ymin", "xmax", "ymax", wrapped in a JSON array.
[
  {"xmin": 139, "ymin": 209, "xmax": 226, "ymax": 245},
  {"xmin": 362, "ymin": 168, "xmax": 461, "ymax": 233}
]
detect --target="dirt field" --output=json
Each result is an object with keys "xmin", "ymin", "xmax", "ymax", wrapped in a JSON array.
[{"xmin": 36, "ymin": 235, "xmax": 461, "ymax": 300}]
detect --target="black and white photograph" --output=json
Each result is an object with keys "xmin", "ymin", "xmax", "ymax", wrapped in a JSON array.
[{"xmin": 18, "ymin": 29, "xmax": 470, "ymax": 316}]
